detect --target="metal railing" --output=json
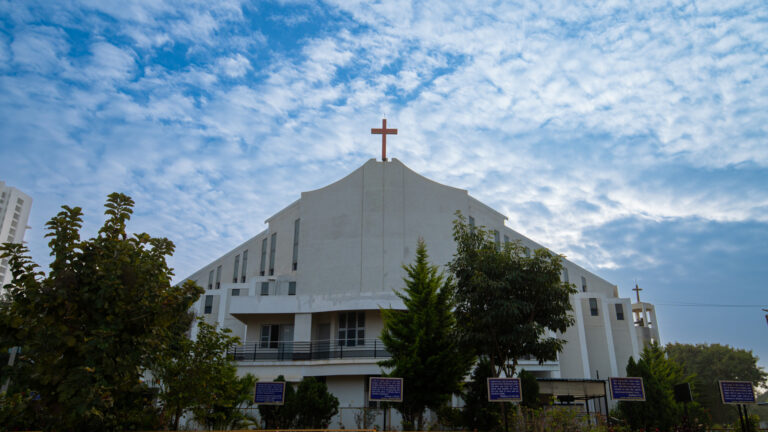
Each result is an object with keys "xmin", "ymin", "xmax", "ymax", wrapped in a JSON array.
[{"xmin": 227, "ymin": 338, "xmax": 391, "ymax": 361}]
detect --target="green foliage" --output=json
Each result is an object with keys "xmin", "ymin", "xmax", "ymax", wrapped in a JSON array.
[
  {"xmin": 448, "ymin": 213, "xmax": 577, "ymax": 377},
  {"xmin": 379, "ymin": 239, "xmax": 474, "ymax": 430},
  {"xmin": 155, "ymin": 319, "xmax": 256, "ymax": 430},
  {"xmin": 0, "ymin": 193, "xmax": 202, "ymax": 430},
  {"xmin": 460, "ymin": 357, "xmax": 502, "ymax": 432},
  {"xmin": 258, "ymin": 375, "xmax": 339, "ymax": 429},
  {"xmin": 617, "ymin": 342, "xmax": 704, "ymax": 432},
  {"xmin": 666, "ymin": 342, "xmax": 767, "ymax": 424},
  {"xmin": 519, "ymin": 369, "xmax": 540, "ymax": 409}
]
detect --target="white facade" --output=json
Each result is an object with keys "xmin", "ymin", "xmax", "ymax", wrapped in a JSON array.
[
  {"xmin": 183, "ymin": 159, "xmax": 659, "ymax": 426},
  {"xmin": 0, "ymin": 181, "xmax": 32, "ymax": 287}
]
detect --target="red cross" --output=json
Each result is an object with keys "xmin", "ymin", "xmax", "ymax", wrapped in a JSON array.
[{"xmin": 371, "ymin": 118, "xmax": 397, "ymax": 161}]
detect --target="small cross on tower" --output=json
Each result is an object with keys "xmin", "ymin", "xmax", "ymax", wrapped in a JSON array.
[
  {"xmin": 371, "ymin": 118, "xmax": 397, "ymax": 161},
  {"xmin": 632, "ymin": 283, "xmax": 643, "ymax": 303}
]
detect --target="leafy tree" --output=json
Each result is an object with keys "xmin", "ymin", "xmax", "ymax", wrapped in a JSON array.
[
  {"xmin": 448, "ymin": 213, "xmax": 576, "ymax": 377},
  {"xmin": 666, "ymin": 343, "xmax": 767, "ymax": 424},
  {"xmin": 460, "ymin": 357, "xmax": 502, "ymax": 432},
  {"xmin": 156, "ymin": 319, "xmax": 256, "ymax": 430},
  {"xmin": 258, "ymin": 376, "xmax": 339, "ymax": 429},
  {"xmin": 379, "ymin": 239, "xmax": 474, "ymax": 430},
  {"xmin": 294, "ymin": 377, "xmax": 339, "ymax": 428},
  {"xmin": 618, "ymin": 342, "xmax": 703, "ymax": 432},
  {"xmin": 0, "ymin": 193, "xmax": 202, "ymax": 430},
  {"xmin": 518, "ymin": 369, "xmax": 540, "ymax": 409}
]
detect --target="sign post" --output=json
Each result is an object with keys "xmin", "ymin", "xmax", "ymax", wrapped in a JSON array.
[
  {"xmin": 487, "ymin": 377, "xmax": 522, "ymax": 402},
  {"xmin": 369, "ymin": 377, "xmax": 403, "ymax": 431},
  {"xmin": 254, "ymin": 382, "xmax": 286, "ymax": 405},
  {"xmin": 608, "ymin": 377, "xmax": 646, "ymax": 401},
  {"xmin": 719, "ymin": 380, "xmax": 756, "ymax": 432}
]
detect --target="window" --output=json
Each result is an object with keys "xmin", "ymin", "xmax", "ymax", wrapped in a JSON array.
[
  {"xmin": 261, "ymin": 282, "xmax": 269, "ymax": 296},
  {"xmin": 504, "ymin": 235, "xmax": 510, "ymax": 245},
  {"xmin": 260, "ymin": 238, "xmax": 268, "ymax": 276},
  {"xmin": 241, "ymin": 250, "xmax": 248, "ymax": 282},
  {"xmin": 260, "ymin": 324, "xmax": 281, "ymax": 349},
  {"xmin": 581, "ymin": 276, "xmax": 587, "ymax": 292},
  {"xmin": 589, "ymin": 298, "xmax": 598, "ymax": 316},
  {"xmin": 269, "ymin": 233, "xmax": 276, "ymax": 276},
  {"xmin": 232, "ymin": 288, "xmax": 240, "ymax": 296},
  {"xmin": 208, "ymin": 270, "xmax": 214, "ymax": 290},
  {"xmin": 338, "ymin": 311, "xmax": 365, "ymax": 346},
  {"xmin": 615, "ymin": 304, "xmax": 624, "ymax": 320},
  {"xmin": 469, "ymin": 216, "xmax": 475, "ymax": 230},
  {"xmin": 215, "ymin": 265, "xmax": 222, "ymax": 289},
  {"xmin": 562, "ymin": 268, "xmax": 569, "ymax": 283},
  {"xmin": 233, "ymin": 255, "xmax": 240, "ymax": 283},
  {"xmin": 288, "ymin": 281, "xmax": 296, "ymax": 296},
  {"xmin": 292, "ymin": 218, "xmax": 300, "ymax": 271},
  {"xmin": 204, "ymin": 295, "xmax": 213, "ymax": 314},
  {"xmin": 524, "ymin": 247, "xmax": 531, "ymax": 257},
  {"xmin": 493, "ymin": 230, "xmax": 500, "ymax": 249}
]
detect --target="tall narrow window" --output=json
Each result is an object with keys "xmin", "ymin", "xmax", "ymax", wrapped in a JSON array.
[
  {"xmin": 292, "ymin": 218, "xmax": 300, "ymax": 271},
  {"xmin": 338, "ymin": 311, "xmax": 365, "ymax": 346},
  {"xmin": 493, "ymin": 230, "xmax": 500, "ymax": 250},
  {"xmin": 215, "ymin": 265, "xmax": 222, "ymax": 289},
  {"xmin": 589, "ymin": 298, "xmax": 599, "ymax": 316},
  {"xmin": 615, "ymin": 304, "xmax": 625, "ymax": 320},
  {"xmin": 233, "ymin": 255, "xmax": 240, "ymax": 283},
  {"xmin": 208, "ymin": 270, "xmax": 214, "ymax": 290},
  {"xmin": 260, "ymin": 238, "xmax": 268, "ymax": 276},
  {"xmin": 204, "ymin": 295, "xmax": 213, "ymax": 314},
  {"xmin": 504, "ymin": 235, "xmax": 510, "ymax": 245},
  {"xmin": 241, "ymin": 250, "xmax": 248, "ymax": 282},
  {"xmin": 288, "ymin": 281, "xmax": 296, "ymax": 296},
  {"xmin": 260, "ymin": 325, "xmax": 280, "ymax": 349},
  {"xmin": 581, "ymin": 276, "xmax": 587, "ymax": 292},
  {"xmin": 261, "ymin": 282, "xmax": 269, "ymax": 296},
  {"xmin": 269, "ymin": 233, "xmax": 276, "ymax": 276},
  {"xmin": 469, "ymin": 216, "xmax": 475, "ymax": 230},
  {"xmin": 562, "ymin": 268, "xmax": 570, "ymax": 283}
]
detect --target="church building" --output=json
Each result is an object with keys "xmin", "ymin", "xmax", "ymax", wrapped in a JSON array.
[{"xmin": 183, "ymin": 123, "xmax": 660, "ymax": 427}]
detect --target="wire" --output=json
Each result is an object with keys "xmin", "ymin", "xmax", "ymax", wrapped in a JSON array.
[{"xmin": 655, "ymin": 302, "xmax": 766, "ymax": 308}]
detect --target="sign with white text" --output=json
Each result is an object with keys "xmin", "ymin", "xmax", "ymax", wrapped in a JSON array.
[
  {"xmin": 254, "ymin": 382, "xmax": 285, "ymax": 405},
  {"xmin": 369, "ymin": 377, "xmax": 403, "ymax": 402},
  {"xmin": 487, "ymin": 377, "xmax": 522, "ymax": 402},
  {"xmin": 719, "ymin": 380, "xmax": 756, "ymax": 404},
  {"xmin": 609, "ymin": 377, "xmax": 646, "ymax": 401}
]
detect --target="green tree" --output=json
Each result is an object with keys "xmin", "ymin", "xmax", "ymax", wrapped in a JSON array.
[
  {"xmin": 379, "ymin": 239, "xmax": 474, "ymax": 430},
  {"xmin": 460, "ymin": 357, "xmax": 502, "ymax": 432},
  {"xmin": 258, "ymin": 376, "xmax": 339, "ymax": 429},
  {"xmin": 666, "ymin": 342, "xmax": 767, "ymax": 424},
  {"xmin": 618, "ymin": 342, "xmax": 701, "ymax": 432},
  {"xmin": 156, "ymin": 319, "xmax": 256, "ymax": 430},
  {"xmin": 448, "ymin": 213, "xmax": 576, "ymax": 377},
  {"xmin": 0, "ymin": 193, "xmax": 202, "ymax": 430}
]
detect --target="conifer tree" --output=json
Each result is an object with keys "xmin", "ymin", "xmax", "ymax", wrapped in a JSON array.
[{"xmin": 379, "ymin": 239, "xmax": 474, "ymax": 430}]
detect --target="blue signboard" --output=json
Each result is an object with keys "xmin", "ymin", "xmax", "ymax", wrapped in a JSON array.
[
  {"xmin": 487, "ymin": 378, "xmax": 522, "ymax": 402},
  {"xmin": 609, "ymin": 377, "xmax": 646, "ymax": 401},
  {"xmin": 369, "ymin": 377, "xmax": 403, "ymax": 402},
  {"xmin": 719, "ymin": 380, "xmax": 756, "ymax": 404},
  {"xmin": 254, "ymin": 382, "xmax": 286, "ymax": 405}
]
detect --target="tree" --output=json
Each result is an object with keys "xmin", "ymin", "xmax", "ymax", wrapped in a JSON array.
[
  {"xmin": 379, "ymin": 239, "xmax": 474, "ymax": 430},
  {"xmin": 0, "ymin": 193, "xmax": 202, "ymax": 430},
  {"xmin": 666, "ymin": 343, "xmax": 767, "ymax": 424},
  {"xmin": 155, "ymin": 319, "xmax": 256, "ymax": 430},
  {"xmin": 448, "ymin": 213, "xmax": 576, "ymax": 377},
  {"xmin": 258, "ymin": 376, "xmax": 339, "ymax": 429},
  {"xmin": 460, "ymin": 357, "xmax": 502, "ymax": 432},
  {"xmin": 617, "ymin": 342, "xmax": 703, "ymax": 432}
]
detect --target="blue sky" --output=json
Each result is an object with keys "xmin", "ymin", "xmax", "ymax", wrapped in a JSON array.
[{"xmin": 1, "ymin": 0, "xmax": 767, "ymax": 370}]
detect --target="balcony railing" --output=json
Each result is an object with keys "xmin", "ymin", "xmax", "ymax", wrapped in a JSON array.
[{"xmin": 227, "ymin": 338, "xmax": 391, "ymax": 362}]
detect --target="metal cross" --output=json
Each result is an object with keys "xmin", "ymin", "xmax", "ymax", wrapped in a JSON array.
[
  {"xmin": 632, "ymin": 283, "xmax": 643, "ymax": 303},
  {"xmin": 371, "ymin": 118, "xmax": 397, "ymax": 161}
]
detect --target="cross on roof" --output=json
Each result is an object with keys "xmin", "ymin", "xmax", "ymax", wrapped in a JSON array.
[
  {"xmin": 371, "ymin": 118, "xmax": 397, "ymax": 161},
  {"xmin": 633, "ymin": 283, "xmax": 643, "ymax": 303}
]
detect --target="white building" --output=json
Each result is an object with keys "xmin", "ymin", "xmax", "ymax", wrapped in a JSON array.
[
  {"xmin": 0, "ymin": 181, "xmax": 32, "ymax": 287},
  {"xmin": 183, "ymin": 158, "xmax": 659, "ymax": 426}
]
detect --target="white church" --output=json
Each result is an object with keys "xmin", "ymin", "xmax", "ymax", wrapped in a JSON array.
[{"xmin": 183, "ymin": 127, "xmax": 660, "ymax": 427}]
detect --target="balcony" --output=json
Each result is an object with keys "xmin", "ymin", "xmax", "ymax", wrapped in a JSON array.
[{"xmin": 228, "ymin": 338, "xmax": 391, "ymax": 362}]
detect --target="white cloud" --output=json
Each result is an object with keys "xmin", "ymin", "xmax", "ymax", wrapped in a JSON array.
[{"xmin": 216, "ymin": 53, "xmax": 252, "ymax": 78}]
